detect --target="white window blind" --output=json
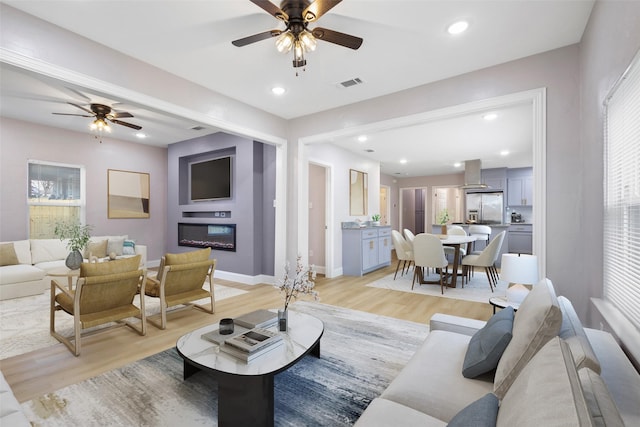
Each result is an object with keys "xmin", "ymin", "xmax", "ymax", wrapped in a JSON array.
[{"xmin": 603, "ymin": 49, "xmax": 640, "ymax": 331}]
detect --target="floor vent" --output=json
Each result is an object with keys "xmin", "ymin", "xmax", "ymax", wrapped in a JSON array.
[{"xmin": 339, "ymin": 77, "xmax": 363, "ymax": 88}]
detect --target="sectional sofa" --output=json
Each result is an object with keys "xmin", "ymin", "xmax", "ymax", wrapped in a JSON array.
[
  {"xmin": 0, "ymin": 236, "xmax": 146, "ymax": 300},
  {"xmin": 355, "ymin": 279, "xmax": 639, "ymax": 426}
]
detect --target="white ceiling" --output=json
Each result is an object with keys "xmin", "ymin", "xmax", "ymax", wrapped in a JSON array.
[{"xmin": 0, "ymin": 0, "xmax": 594, "ymax": 176}]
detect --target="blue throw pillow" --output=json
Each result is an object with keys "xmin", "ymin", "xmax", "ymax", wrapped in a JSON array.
[
  {"xmin": 448, "ymin": 393, "xmax": 499, "ymax": 427},
  {"xmin": 122, "ymin": 239, "xmax": 136, "ymax": 255},
  {"xmin": 462, "ymin": 306, "xmax": 514, "ymax": 378}
]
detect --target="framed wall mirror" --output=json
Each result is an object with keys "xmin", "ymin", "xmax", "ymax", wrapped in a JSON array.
[
  {"xmin": 349, "ymin": 169, "xmax": 368, "ymax": 216},
  {"xmin": 108, "ymin": 169, "xmax": 150, "ymax": 218}
]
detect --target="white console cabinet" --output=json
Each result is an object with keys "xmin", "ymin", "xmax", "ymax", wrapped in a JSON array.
[{"xmin": 342, "ymin": 227, "xmax": 391, "ymax": 276}]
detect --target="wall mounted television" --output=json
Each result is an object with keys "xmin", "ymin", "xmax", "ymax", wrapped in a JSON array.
[{"xmin": 189, "ymin": 156, "xmax": 232, "ymax": 201}]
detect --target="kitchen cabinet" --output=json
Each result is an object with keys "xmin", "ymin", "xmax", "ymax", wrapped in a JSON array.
[
  {"xmin": 508, "ymin": 224, "xmax": 533, "ymax": 254},
  {"xmin": 479, "ymin": 168, "xmax": 507, "ymax": 191},
  {"xmin": 507, "ymin": 168, "xmax": 533, "ymax": 206},
  {"xmin": 342, "ymin": 227, "xmax": 391, "ymax": 276}
]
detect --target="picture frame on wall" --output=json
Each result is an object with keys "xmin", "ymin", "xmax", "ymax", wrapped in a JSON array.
[{"xmin": 107, "ymin": 169, "xmax": 150, "ymax": 219}]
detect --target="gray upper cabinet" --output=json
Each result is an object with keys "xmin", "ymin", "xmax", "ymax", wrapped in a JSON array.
[
  {"xmin": 480, "ymin": 168, "xmax": 507, "ymax": 191},
  {"xmin": 507, "ymin": 167, "xmax": 533, "ymax": 206}
]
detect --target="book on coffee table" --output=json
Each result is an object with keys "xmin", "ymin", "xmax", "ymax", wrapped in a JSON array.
[
  {"xmin": 225, "ymin": 328, "xmax": 282, "ymax": 353},
  {"xmin": 201, "ymin": 325, "xmax": 249, "ymax": 346},
  {"xmin": 219, "ymin": 340, "xmax": 284, "ymax": 363},
  {"xmin": 233, "ymin": 309, "xmax": 278, "ymax": 329}
]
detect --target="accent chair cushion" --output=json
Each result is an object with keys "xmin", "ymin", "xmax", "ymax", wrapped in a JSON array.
[
  {"xmin": 493, "ymin": 278, "xmax": 562, "ymax": 398},
  {"xmin": 448, "ymin": 393, "xmax": 499, "ymax": 427},
  {"xmin": 0, "ymin": 243, "xmax": 19, "ymax": 266},
  {"xmin": 496, "ymin": 337, "xmax": 593, "ymax": 427},
  {"xmin": 80, "ymin": 255, "xmax": 141, "ymax": 277},
  {"xmin": 462, "ymin": 306, "xmax": 514, "ymax": 378}
]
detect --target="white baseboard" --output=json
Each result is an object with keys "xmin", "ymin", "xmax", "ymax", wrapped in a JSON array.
[{"xmin": 215, "ymin": 270, "xmax": 275, "ymax": 286}]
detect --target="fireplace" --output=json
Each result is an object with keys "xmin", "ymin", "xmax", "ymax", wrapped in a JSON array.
[{"xmin": 178, "ymin": 223, "xmax": 236, "ymax": 252}]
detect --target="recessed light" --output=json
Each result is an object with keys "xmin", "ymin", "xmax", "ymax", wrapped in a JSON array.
[
  {"xmin": 135, "ymin": 133, "xmax": 147, "ymax": 139},
  {"xmin": 500, "ymin": 150, "xmax": 509, "ymax": 156},
  {"xmin": 271, "ymin": 86, "xmax": 286, "ymax": 95},
  {"xmin": 357, "ymin": 135, "xmax": 368, "ymax": 142},
  {"xmin": 447, "ymin": 20, "xmax": 469, "ymax": 35},
  {"xmin": 483, "ymin": 113, "xmax": 498, "ymax": 121},
  {"xmin": 454, "ymin": 162, "xmax": 462, "ymax": 168},
  {"xmin": 400, "ymin": 159, "xmax": 407, "ymax": 164}
]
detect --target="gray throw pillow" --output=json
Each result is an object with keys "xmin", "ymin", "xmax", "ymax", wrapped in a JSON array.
[
  {"xmin": 462, "ymin": 306, "xmax": 514, "ymax": 378},
  {"xmin": 447, "ymin": 393, "xmax": 499, "ymax": 427}
]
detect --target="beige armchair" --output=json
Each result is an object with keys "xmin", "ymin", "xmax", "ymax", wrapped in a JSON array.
[
  {"xmin": 50, "ymin": 255, "xmax": 147, "ymax": 356},
  {"xmin": 145, "ymin": 248, "xmax": 216, "ymax": 329}
]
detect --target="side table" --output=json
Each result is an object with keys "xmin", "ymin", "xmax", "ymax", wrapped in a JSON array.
[
  {"xmin": 489, "ymin": 296, "xmax": 520, "ymax": 314},
  {"xmin": 48, "ymin": 267, "xmax": 80, "ymax": 290}
]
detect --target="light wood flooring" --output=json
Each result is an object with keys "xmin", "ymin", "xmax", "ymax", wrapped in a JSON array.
[{"xmin": 1, "ymin": 260, "xmax": 493, "ymax": 403}]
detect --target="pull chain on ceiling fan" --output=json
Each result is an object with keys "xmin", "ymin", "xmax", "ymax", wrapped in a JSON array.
[{"xmin": 232, "ymin": 0, "xmax": 363, "ymax": 74}]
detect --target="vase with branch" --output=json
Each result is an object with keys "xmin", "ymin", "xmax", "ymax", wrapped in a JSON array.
[
  {"xmin": 437, "ymin": 209, "xmax": 450, "ymax": 235},
  {"xmin": 275, "ymin": 255, "xmax": 319, "ymax": 331},
  {"xmin": 54, "ymin": 221, "xmax": 92, "ymax": 270}
]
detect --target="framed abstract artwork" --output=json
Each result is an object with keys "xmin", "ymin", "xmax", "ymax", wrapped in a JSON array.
[{"xmin": 107, "ymin": 169, "xmax": 150, "ymax": 219}]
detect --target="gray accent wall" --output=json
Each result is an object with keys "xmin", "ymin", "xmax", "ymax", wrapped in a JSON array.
[{"xmin": 167, "ymin": 132, "xmax": 275, "ymax": 276}]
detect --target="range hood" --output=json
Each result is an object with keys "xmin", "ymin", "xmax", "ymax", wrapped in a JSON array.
[{"xmin": 460, "ymin": 159, "xmax": 489, "ymax": 189}]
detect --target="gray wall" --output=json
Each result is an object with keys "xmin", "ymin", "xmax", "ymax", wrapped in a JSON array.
[
  {"xmin": 0, "ymin": 117, "xmax": 168, "ymax": 262},
  {"xmin": 167, "ymin": 132, "xmax": 276, "ymax": 276},
  {"xmin": 578, "ymin": 0, "xmax": 640, "ymax": 327}
]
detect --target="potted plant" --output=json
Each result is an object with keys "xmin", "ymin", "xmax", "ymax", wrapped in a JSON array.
[
  {"xmin": 54, "ymin": 220, "xmax": 92, "ymax": 270},
  {"xmin": 371, "ymin": 214, "xmax": 381, "ymax": 226},
  {"xmin": 437, "ymin": 209, "xmax": 450, "ymax": 235}
]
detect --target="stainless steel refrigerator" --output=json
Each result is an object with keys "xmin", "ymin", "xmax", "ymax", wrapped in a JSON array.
[{"xmin": 465, "ymin": 192, "xmax": 504, "ymax": 224}]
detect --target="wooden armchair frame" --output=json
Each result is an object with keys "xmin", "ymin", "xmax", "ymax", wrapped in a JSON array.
[
  {"xmin": 50, "ymin": 269, "xmax": 147, "ymax": 356},
  {"xmin": 145, "ymin": 258, "xmax": 216, "ymax": 330}
]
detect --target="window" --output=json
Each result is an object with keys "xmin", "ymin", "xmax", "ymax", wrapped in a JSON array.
[
  {"xmin": 603, "ymin": 50, "xmax": 640, "ymax": 331},
  {"xmin": 28, "ymin": 160, "xmax": 85, "ymax": 238}
]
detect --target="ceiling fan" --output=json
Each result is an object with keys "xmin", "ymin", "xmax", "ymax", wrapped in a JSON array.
[
  {"xmin": 232, "ymin": 0, "xmax": 363, "ymax": 71},
  {"xmin": 52, "ymin": 102, "xmax": 142, "ymax": 131}
]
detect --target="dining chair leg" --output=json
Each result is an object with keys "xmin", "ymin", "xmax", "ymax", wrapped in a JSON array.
[
  {"xmin": 411, "ymin": 268, "xmax": 417, "ymax": 290},
  {"xmin": 484, "ymin": 267, "xmax": 495, "ymax": 292},
  {"xmin": 394, "ymin": 260, "xmax": 402, "ymax": 280}
]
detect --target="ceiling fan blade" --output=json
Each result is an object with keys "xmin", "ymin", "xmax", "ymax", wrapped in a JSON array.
[
  {"xmin": 232, "ymin": 29, "xmax": 282, "ymax": 47},
  {"xmin": 250, "ymin": 0, "xmax": 288, "ymax": 21},
  {"xmin": 52, "ymin": 113, "xmax": 93, "ymax": 117},
  {"xmin": 303, "ymin": 0, "xmax": 342, "ymax": 22},
  {"xmin": 311, "ymin": 27, "xmax": 363, "ymax": 50},
  {"xmin": 111, "ymin": 119, "xmax": 142, "ymax": 130},
  {"xmin": 67, "ymin": 102, "xmax": 95, "ymax": 115},
  {"xmin": 110, "ymin": 111, "xmax": 134, "ymax": 119}
]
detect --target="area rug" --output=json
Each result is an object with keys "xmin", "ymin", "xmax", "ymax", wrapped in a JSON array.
[
  {"xmin": 0, "ymin": 284, "xmax": 248, "ymax": 360},
  {"xmin": 366, "ymin": 267, "xmax": 507, "ymax": 303},
  {"xmin": 21, "ymin": 301, "xmax": 429, "ymax": 426}
]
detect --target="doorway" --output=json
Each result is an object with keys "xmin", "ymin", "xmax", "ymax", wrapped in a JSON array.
[
  {"xmin": 308, "ymin": 163, "xmax": 327, "ymax": 275},
  {"xmin": 380, "ymin": 185, "xmax": 390, "ymax": 225},
  {"xmin": 401, "ymin": 187, "xmax": 427, "ymax": 234}
]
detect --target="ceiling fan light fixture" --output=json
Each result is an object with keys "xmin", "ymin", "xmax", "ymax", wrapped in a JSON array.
[
  {"xmin": 275, "ymin": 32, "xmax": 294, "ymax": 53},
  {"xmin": 292, "ymin": 40, "xmax": 306, "ymax": 68},
  {"xmin": 90, "ymin": 118, "xmax": 111, "ymax": 132},
  {"xmin": 299, "ymin": 30, "xmax": 316, "ymax": 51}
]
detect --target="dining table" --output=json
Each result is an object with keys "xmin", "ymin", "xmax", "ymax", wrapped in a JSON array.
[{"xmin": 415, "ymin": 234, "xmax": 477, "ymax": 288}]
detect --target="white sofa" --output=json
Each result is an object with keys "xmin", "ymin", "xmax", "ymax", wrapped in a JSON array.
[
  {"xmin": 355, "ymin": 279, "xmax": 640, "ymax": 426},
  {"xmin": 0, "ymin": 371, "xmax": 29, "ymax": 427},
  {"xmin": 0, "ymin": 236, "xmax": 146, "ymax": 300}
]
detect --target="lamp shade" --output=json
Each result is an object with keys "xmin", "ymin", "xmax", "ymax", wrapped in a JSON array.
[{"xmin": 500, "ymin": 254, "xmax": 539, "ymax": 285}]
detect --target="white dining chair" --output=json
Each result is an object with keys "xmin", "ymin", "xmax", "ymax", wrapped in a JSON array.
[
  {"xmin": 468, "ymin": 225, "xmax": 492, "ymax": 251},
  {"xmin": 412, "ymin": 233, "xmax": 449, "ymax": 294},
  {"xmin": 461, "ymin": 231, "xmax": 506, "ymax": 291},
  {"xmin": 391, "ymin": 230, "xmax": 414, "ymax": 280},
  {"xmin": 443, "ymin": 225, "xmax": 467, "ymax": 285}
]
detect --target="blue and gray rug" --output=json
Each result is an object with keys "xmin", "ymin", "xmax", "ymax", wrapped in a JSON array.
[{"xmin": 22, "ymin": 302, "xmax": 429, "ymax": 426}]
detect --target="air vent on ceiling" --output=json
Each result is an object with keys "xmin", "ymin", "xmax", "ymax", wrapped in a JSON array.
[
  {"xmin": 365, "ymin": 149, "xmax": 375, "ymax": 153},
  {"xmin": 339, "ymin": 77, "xmax": 363, "ymax": 88},
  {"xmin": 191, "ymin": 125, "xmax": 206, "ymax": 131}
]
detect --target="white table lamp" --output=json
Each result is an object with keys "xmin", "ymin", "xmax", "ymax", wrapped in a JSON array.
[{"xmin": 500, "ymin": 254, "xmax": 539, "ymax": 304}]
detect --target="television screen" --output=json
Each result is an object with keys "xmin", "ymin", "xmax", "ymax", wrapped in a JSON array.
[{"xmin": 190, "ymin": 156, "xmax": 232, "ymax": 201}]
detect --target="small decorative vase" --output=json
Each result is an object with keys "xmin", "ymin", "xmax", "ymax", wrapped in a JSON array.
[
  {"xmin": 441, "ymin": 225, "xmax": 448, "ymax": 235},
  {"xmin": 65, "ymin": 249, "xmax": 83, "ymax": 270},
  {"xmin": 278, "ymin": 309, "xmax": 288, "ymax": 332}
]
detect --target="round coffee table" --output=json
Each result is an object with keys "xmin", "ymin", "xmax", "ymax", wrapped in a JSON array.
[
  {"xmin": 47, "ymin": 266, "xmax": 80, "ymax": 289},
  {"xmin": 176, "ymin": 310, "xmax": 324, "ymax": 427}
]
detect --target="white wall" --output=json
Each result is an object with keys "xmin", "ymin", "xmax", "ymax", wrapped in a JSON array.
[{"xmin": 307, "ymin": 143, "xmax": 380, "ymax": 277}]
